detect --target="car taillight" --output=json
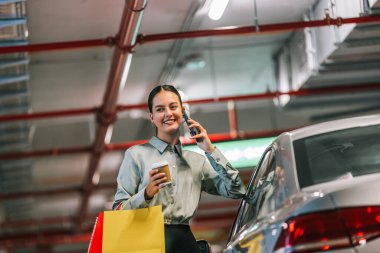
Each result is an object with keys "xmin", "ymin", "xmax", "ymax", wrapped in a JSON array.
[
  {"xmin": 274, "ymin": 206, "xmax": 380, "ymax": 253},
  {"xmin": 341, "ymin": 206, "xmax": 380, "ymax": 246}
]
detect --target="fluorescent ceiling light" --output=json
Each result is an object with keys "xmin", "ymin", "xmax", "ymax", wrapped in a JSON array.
[{"xmin": 208, "ymin": 0, "xmax": 229, "ymax": 20}]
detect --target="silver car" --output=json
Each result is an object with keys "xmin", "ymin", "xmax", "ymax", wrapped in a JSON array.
[{"xmin": 224, "ymin": 114, "xmax": 380, "ymax": 253}]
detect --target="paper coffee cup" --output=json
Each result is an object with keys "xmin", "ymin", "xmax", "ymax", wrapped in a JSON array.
[{"xmin": 151, "ymin": 161, "xmax": 172, "ymax": 186}]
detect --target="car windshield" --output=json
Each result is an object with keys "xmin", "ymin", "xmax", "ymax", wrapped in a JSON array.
[{"xmin": 294, "ymin": 124, "xmax": 380, "ymax": 188}]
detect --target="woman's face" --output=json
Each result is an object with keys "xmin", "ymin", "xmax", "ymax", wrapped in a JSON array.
[{"xmin": 150, "ymin": 90, "xmax": 183, "ymax": 138}]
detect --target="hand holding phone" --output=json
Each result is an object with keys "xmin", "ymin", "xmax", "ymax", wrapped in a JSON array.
[{"xmin": 183, "ymin": 112, "xmax": 202, "ymax": 142}]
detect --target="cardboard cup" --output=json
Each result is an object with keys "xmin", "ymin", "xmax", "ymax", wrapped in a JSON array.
[{"xmin": 151, "ymin": 161, "xmax": 172, "ymax": 186}]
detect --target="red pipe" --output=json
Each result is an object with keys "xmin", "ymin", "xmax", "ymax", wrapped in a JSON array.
[
  {"xmin": 0, "ymin": 186, "xmax": 82, "ymax": 200},
  {"xmin": 0, "ymin": 107, "xmax": 97, "ymax": 122},
  {"xmin": 0, "ymin": 217, "xmax": 73, "ymax": 229},
  {"xmin": 0, "ymin": 171, "xmax": 250, "ymax": 202},
  {"xmin": 138, "ymin": 15, "xmax": 380, "ymax": 44},
  {"xmin": 0, "ymin": 16, "xmax": 377, "ymax": 56},
  {"xmin": 0, "ymin": 219, "xmax": 231, "ymax": 248},
  {"xmin": 76, "ymin": 0, "xmax": 147, "ymax": 231},
  {"xmin": 0, "ymin": 211, "xmax": 237, "ymax": 247},
  {"xmin": 0, "ymin": 180, "xmax": 248, "ymax": 246},
  {"xmin": 0, "ymin": 123, "xmax": 284, "ymax": 162},
  {"xmin": 1, "ymin": 82, "xmax": 379, "ymax": 123},
  {"xmin": 0, "ymin": 38, "xmax": 115, "ymax": 54},
  {"xmin": 0, "ymin": 231, "xmax": 92, "ymax": 248},
  {"xmin": 185, "ymin": 82, "xmax": 380, "ymax": 105},
  {"xmin": 0, "ymin": 213, "xmax": 96, "ymax": 230},
  {"xmin": 0, "ymin": 128, "xmax": 296, "ymax": 160},
  {"xmin": 0, "ymin": 146, "xmax": 91, "ymax": 160},
  {"xmin": 0, "ymin": 191, "xmax": 248, "ymax": 230},
  {"xmin": 228, "ymin": 100, "xmax": 238, "ymax": 138}
]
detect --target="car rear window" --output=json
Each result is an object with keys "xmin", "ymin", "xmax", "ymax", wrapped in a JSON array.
[{"xmin": 294, "ymin": 124, "xmax": 380, "ymax": 188}]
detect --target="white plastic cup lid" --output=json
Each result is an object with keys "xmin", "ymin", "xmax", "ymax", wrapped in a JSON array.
[{"xmin": 151, "ymin": 161, "xmax": 169, "ymax": 169}]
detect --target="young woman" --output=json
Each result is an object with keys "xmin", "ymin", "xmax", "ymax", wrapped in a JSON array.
[{"xmin": 113, "ymin": 84, "xmax": 246, "ymax": 253}]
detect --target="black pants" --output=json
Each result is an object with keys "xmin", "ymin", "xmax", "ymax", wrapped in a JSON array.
[{"xmin": 164, "ymin": 224, "xmax": 202, "ymax": 253}]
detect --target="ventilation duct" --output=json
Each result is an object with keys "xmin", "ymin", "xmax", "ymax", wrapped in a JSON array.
[{"xmin": 275, "ymin": 0, "xmax": 380, "ymax": 115}]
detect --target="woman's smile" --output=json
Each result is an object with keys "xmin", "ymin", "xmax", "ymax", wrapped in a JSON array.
[{"xmin": 163, "ymin": 118, "xmax": 176, "ymax": 124}]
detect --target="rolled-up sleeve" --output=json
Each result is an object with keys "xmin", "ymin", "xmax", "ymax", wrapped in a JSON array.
[
  {"xmin": 201, "ymin": 148, "xmax": 246, "ymax": 198},
  {"xmin": 112, "ymin": 149, "xmax": 150, "ymax": 210}
]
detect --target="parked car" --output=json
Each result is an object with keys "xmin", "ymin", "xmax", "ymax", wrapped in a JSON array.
[{"xmin": 224, "ymin": 114, "xmax": 380, "ymax": 253}]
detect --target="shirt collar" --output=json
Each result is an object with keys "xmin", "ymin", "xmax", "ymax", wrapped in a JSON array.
[{"xmin": 149, "ymin": 136, "xmax": 183, "ymax": 156}]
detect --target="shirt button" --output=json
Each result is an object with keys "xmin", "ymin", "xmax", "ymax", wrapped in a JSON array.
[{"xmin": 216, "ymin": 158, "xmax": 220, "ymax": 162}]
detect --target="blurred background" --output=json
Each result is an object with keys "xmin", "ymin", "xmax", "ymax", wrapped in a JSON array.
[{"xmin": 0, "ymin": 0, "xmax": 380, "ymax": 252}]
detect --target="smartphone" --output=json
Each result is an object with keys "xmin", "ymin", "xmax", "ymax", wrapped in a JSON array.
[{"xmin": 183, "ymin": 111, "xmax": 202, "ymax": 142}]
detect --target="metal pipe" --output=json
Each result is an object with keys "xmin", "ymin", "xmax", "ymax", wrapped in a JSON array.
[
  {"xmin": 0, "ymin": 208, "xmax": 238, "ymax": 247},
  {"xmin": 0, "ymin": 171, "xmax": 250, "ymax": 205},
  {"xmin": 0, "ymin": 180, "xmax": 249, "ymax": 229},
  {"xmin": 0, "ymin": 182, "xmax": 116, "ymax": 202},
  {"xmin": 0, "ymin": 231, "xmax": 92, "ymax": 248},
  {"xmin": 0, "ymin": 217, "xmax": 73, "ymax": 229},
  {"xmin": 0, "ymin": 146, "xmax": 91, "ymax": 160},
  {"xmin": 227, "ymin": 100, "xmax": 238, "ymax": 138},
  {"xmin": 138, "ymin": 15, "xmax": 380, "ymax": 44},
  {"xmin": 1, "ymin": 82, "xmax": 379, "ymax": 123},
  {"xmin": 184, "ymin": 82, "xmax": 380, "ymax": 105},
  {"xmin": 0, "ymin": 186, "xmax": 82, "ymax": 200},
  {"xmin": 0, "ymin": 129, "xmax": 279, "ymax": 160},
  {"xmin": 0, "ymin": 126, "xmax": 328, "ymax": 160},
  {"xmin": 0, "ymin": 37, "xmax": 115, "ymax": 54},
  {"xmin": 0, "ymin": 169, "xmax": 247, "ymax": 246},
  {"xmin": 0, "ymin": 107, "xmax": 97, "ymax": 122},
  {"xmin": 0, "ymin": 15, "xmax": 377, "ymax": 56},
  {"xmin": 76, "ymin": 0, "xmax": 147, "ymax": 231},
  {"xmin": 0, "ymin": 104, "xmax": 148, "ymax": 122}
]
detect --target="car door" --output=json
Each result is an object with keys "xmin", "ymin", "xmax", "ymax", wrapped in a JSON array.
[
  {"xmin": 227, "ymin": 147, "xmax": 274, "ymax": 242},
  {"xmin": 226, "ymin": 145, "xmax": 285, "ymax": 252}
]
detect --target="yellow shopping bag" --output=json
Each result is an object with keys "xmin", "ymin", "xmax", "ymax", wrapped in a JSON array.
[{"xmin": 102, "ymin": 205, "xmax": 165, "ymax": 253}]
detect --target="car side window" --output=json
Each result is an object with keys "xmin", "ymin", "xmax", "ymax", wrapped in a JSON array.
[
  {"xmin": 255, "ymin": 160, "xmax": 278, "ymax": 220},
  {"xmin": 234, "ymin": 150, "xmax": 273, "ymax": 233}
]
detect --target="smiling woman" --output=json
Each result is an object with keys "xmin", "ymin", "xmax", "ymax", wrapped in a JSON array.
[
  {"xmin": 148, "ymin": 86, "xmax": 184, "ymax": 141},
  {"xmin": 112, "ymin": 84, "xmax": 246, "ymax": 253}
]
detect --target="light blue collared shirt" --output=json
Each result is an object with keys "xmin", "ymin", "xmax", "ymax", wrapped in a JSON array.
[{"xmin": 113, "ymin": 136, "xmax": 246, "ymax": 225}]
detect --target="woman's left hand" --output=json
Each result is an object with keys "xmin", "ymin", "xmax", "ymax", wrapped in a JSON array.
[{"xmin": 186, "ymin": 118, "xmax": 215, "ymax": 153}]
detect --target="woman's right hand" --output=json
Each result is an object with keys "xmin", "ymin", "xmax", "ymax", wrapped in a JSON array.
[{"xmin": 144, "ymin": 169, "xmax": 167, "ymax": 200}]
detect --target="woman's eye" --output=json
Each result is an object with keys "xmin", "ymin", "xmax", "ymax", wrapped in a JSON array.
[{"xmin": 156, "ymin": 108, "xmax": 164, "ymax": 112}]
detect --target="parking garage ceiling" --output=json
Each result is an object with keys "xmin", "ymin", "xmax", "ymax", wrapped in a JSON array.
[{"xmin": 0, "ymin": 0, "xmax": 380, "ymax": 252}]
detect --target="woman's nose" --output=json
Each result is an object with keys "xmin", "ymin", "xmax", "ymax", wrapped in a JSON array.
[{"xmin": 164, "ymin": 107, "xmax": 172, "ymax": 116}]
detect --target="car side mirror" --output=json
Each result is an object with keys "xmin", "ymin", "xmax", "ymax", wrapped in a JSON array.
[{"xmin": 197, "ymin": 239, "xmax": 212, "ymax": 253}]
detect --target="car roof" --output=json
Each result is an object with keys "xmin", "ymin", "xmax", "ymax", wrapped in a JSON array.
[
  {"xmin": 281, "ymin": 113, "xmax": 380, "ymax": 141},
  {"xmin": 272, "ymin": 113, "xmax": 380, "ymax": 193}
]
